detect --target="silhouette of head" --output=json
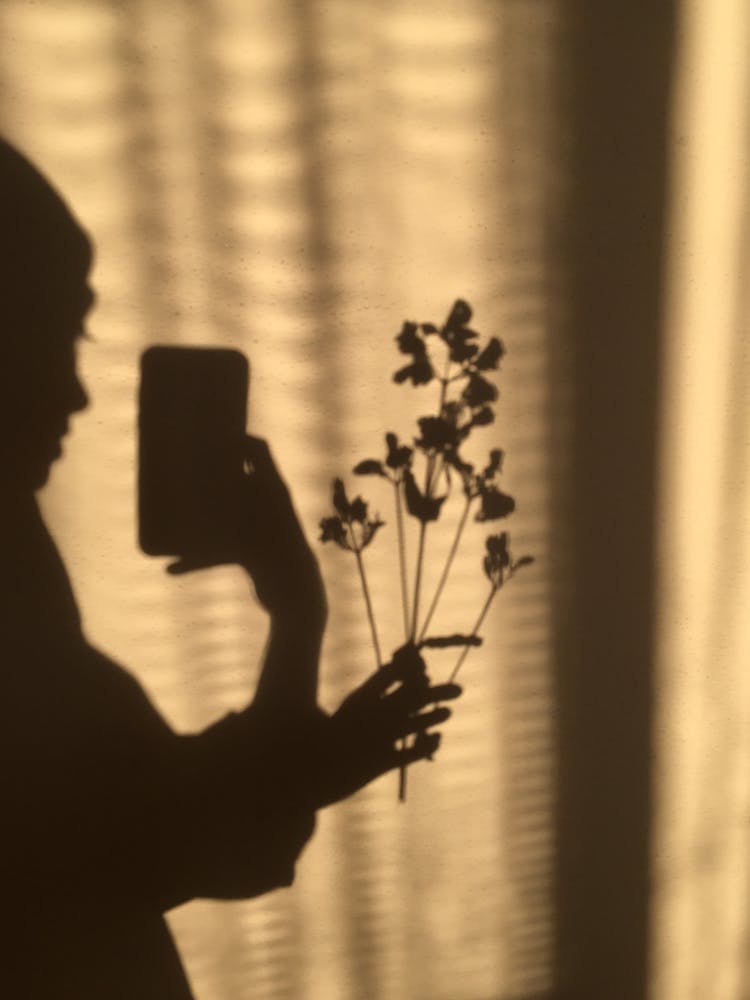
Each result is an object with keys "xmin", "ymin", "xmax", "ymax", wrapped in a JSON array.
[{"xmin": 0, "ymin": 138, "xmax": 92, "ymax": 493}]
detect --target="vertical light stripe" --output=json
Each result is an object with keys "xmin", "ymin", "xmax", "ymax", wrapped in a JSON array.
[{"xmin": 654, "ymin": 1, "xmax": 750, "ymax": 998}]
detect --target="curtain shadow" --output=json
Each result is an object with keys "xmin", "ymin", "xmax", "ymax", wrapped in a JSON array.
[
  {"xmin": 488, "ymin": 3, "xmax": 563, "ymax": 995},
  {"xmin": 727, "ymin": 76, "xmax": 750, "ymax": 998},
  {"xmin": 549, "ymin": 4, "xmax": 677, "ymax": 999}
]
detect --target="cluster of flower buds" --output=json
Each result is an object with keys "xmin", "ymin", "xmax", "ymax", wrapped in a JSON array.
[
  {"xmin": 483, "ymin": 532, "xmax": 534, "ymax": 590},
  {"xmin": 319, "ymin": 479, "xmax": 384, "ymax": 553}
]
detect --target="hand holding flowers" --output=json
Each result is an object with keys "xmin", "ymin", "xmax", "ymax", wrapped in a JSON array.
[{"xmin": 320, "ymin": 300, "xmax": 533, "ymax": 799}]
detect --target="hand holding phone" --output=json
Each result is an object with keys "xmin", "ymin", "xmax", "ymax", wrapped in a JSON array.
[
  {"xmin": 165, "ymin": 435, "xmax": 327, "ymax": 626},
  {"xmin": 138, "ymin": 346, "xmax": 326, "ymax": 623}
]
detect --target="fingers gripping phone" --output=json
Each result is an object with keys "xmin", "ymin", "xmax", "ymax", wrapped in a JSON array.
[{"xmin": 138, "ymin": 346, "xmax": 249, "ymax": 556}]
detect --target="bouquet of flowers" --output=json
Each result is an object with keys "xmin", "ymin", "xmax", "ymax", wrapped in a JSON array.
[{"xmin": 320, "ymin": 299, "xmax": 532, "ymax": 800}]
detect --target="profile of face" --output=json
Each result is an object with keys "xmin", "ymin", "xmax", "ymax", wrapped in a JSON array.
[{"xmin": 0, "ymin": 139, "xmax": 93, "ymax": 493}]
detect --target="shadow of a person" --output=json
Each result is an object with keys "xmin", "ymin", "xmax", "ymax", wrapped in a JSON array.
[{"xmin": 0, "ymin": 138, "xmax": 460, "ymax": 999}]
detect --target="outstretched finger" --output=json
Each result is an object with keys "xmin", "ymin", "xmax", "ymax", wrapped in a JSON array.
[
  {"xmin": 425, "ymin": 682, "xmax": 463, "ymax": 705},
  {"xmin": 167, "ymin": 556, "xmax": 219, "ymax": 575},
  {"xmin": 386, "ymin": 680, "xmax": 462, "ymax": 713},
  {"xmin": 394, "ymin": 706, "xmax": 451, "ymax": 740}
]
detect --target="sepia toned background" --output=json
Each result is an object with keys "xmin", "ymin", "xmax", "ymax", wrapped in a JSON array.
[{"xmin": 1, "ymin": 2, "xmax": 748, "ymax": 998}]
